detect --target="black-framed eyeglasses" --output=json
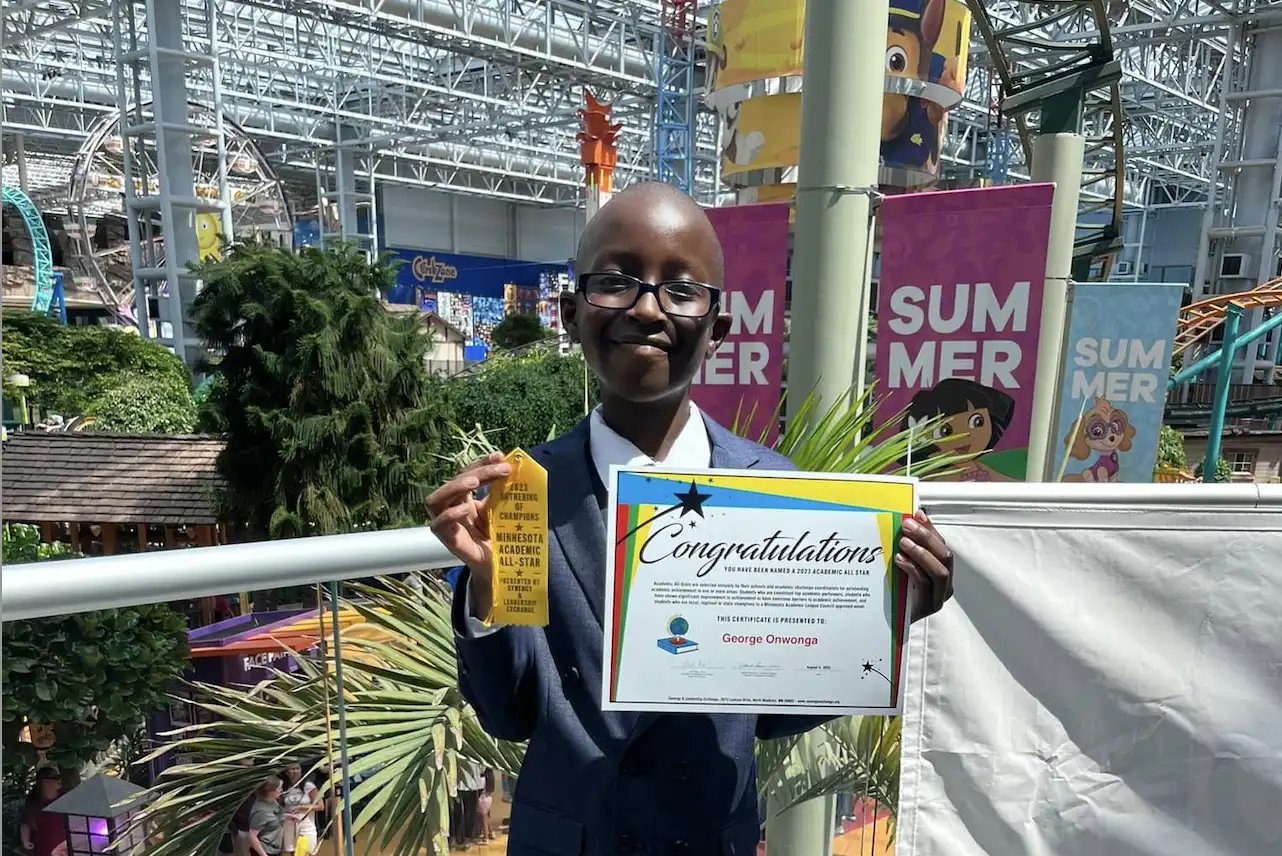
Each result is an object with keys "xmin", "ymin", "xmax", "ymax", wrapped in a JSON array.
[{"xmin": 577, "ymin": 272, "xmax": 721, "ymax": 318}]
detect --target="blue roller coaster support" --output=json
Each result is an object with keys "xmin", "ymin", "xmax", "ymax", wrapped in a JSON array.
[
  {"xmin": 655, "ymin": 0, "xmax": 697, "ymax": 194},
  {"xmin": 1, "ymin": 186, "xmax": 58, "ymax": 319},
  {"xmin": 987, "ymin": 128, "xmax": 1013, "ymax": 184},
  {"xmin": 51, "ymin": 272, "xmax": 67, "ymax": 325}
]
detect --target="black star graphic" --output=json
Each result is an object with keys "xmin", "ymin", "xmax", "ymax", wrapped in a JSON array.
[
  {"xmin": 515, "ymin": 523, "xmax": 523, "ymax": 532},
  {"xmin": 687, "ymin": 520, "xmax": 698, "ymax": 530},
  {"xmin": 861, "ymin": 660, "xmax": 890, "ymax": 684},
  {"xmin": 514, "ymin": 570, "xmax": 524, "ymax": 579},
  {"xmin": 674, "ymin": 481, "xmax": 711, "ymax": 518}
]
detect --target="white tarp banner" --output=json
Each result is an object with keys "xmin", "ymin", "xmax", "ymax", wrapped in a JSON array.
[{"xmin": 898, "ymin": 485, "xmax": 1282, "ymax": 856}]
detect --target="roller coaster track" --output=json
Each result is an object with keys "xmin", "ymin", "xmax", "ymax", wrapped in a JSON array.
[
  {"xmin": 966, "ymin": 1, "xmax": 1124, "ymax": 279},
  {"xmin": 1174, "ymin": 276, "xmax": 1282, "ymax": 357},
  {"xmin": 1, "ymin": 186, "xmax": 56, "ymax": 314}
]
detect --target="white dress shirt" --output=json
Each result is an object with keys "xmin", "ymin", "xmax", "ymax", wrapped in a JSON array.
[{"xmin": 462, "ymin": 402, "xmax": 711, "ymax": 635}]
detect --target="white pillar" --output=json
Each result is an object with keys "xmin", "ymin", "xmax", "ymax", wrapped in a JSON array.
[{"xmin": 1024, "ymin": 132, "xmax": 1086, "ymax": 482}]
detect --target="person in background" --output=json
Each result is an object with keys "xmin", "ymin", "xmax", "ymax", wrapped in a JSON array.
[
  {"xmin": 477, "ymin": 769, "xmax": 497, "ymax": 843},
  {"xmin": 452, "ymin": 760, "xmax": 484, "ymax": 849},
  {"xmin": 281, "ymin": 763, "xmax": 322, "ymax": 856},
  {"xmin": 247, "ymin": 777, "xmax": 285, "ymax": 856},
  {"xmin": 834, "ymin": 791, "xmax": 854, "ymax": 835},
  {"xmin": 19, "ymin": 768, "xmax": 65, "ymax": 856},
  {"xmin": 226, "ymin": 761, "xmax": 258, "ymax": 856}
]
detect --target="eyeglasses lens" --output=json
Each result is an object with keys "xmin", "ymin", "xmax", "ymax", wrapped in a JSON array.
[{"xmin": 583, "ymin": 273, "xmax": 713, "ymax": 317}]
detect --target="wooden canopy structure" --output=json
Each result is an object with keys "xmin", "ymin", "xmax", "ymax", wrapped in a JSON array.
[{"xmin": 1, "ymin": 432, "xmax": 227, "ymax": 555}]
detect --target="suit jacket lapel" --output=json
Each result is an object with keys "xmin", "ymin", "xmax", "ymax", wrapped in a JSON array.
[
  {"xmin": 706, "ymin": 417, "xmax": 762, "ymax": 470},
  {"xmin": 536, "ymin": 419, "xmax": 608, "ymax": 627}
]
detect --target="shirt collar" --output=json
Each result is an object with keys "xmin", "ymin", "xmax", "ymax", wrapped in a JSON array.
[{"xmin": 588, "ymin": 401, "xmax": 711, "ymax": 489}]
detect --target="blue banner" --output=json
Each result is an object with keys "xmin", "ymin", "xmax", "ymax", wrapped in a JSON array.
[
  {"xmin": 383, "ymin": 248, "xmax": 567, "ymax": 303},
  {"xmin": 1054, "ymin": 282, "xmax": 1184, "ymax": 483}
]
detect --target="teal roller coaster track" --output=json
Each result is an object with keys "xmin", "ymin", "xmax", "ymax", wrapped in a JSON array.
[{"xmin": 2, "ymin": 185, "xmax": 64, "ymax": 322}]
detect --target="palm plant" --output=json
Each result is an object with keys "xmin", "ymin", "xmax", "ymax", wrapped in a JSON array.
[
  {"xmin": 134, "ymin": 385, "xmax": 958, "ymax": 854},
  {"xmin": 135, "ymin": 576, "xmax": 524, "ymax": 856}
]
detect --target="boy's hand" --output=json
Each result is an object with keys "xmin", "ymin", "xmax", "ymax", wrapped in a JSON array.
[
  {"xmin": 427, "ymin": 453, "xmax": 512, "ymax": 616},
  {"xmin": 894, "ymin": 510, "xmax": 954, "ymax": 621}
]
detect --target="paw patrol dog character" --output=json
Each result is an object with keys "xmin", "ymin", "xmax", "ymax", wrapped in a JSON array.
[
  {"xmin": 1062, "ymin": 397, "xmax": 1136, "ymax": 483},
  {"xmin": 882, "ymin": 0, "xmax": 960, "ymax": 175}
]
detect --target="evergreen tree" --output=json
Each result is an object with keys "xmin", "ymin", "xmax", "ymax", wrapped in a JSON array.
[{"xmin": 191, "ymin": 242, "xmax": 447, "ymax": 538}]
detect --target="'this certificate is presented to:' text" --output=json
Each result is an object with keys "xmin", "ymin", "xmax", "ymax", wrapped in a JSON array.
[{"xmin": 602, "ymin": 467, "xmax": 917, "ymax": 716}]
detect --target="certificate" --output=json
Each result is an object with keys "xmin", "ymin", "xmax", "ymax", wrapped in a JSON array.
[{"xmin": 602, "ymin": 467, "xmax": 916, "ymax": 716}]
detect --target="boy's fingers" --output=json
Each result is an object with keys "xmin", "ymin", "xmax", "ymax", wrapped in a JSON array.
[
  {"xmin": 461, "ymin": 452, "xmax": 507, "ymax": 474},
  {"xmin": 427, "ymin": 464, "xmax": 511, "ymax": 516}
]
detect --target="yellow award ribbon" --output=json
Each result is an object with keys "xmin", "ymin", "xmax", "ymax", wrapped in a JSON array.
[{"xmin": 487, "ymin": 447, "xmax": 550, "ymax": 626}]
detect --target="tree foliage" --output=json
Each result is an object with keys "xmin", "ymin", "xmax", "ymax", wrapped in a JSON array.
[
  {"xmin": 0, "ymin": 311, "xmax": 190, "ymax": 417},
  {"xmin": 87, "ymin": 375, "xmax": 198, "ymax": 434},
  {"xmin": 0, "ymin": 525, "xmax": 188, "ymax": 787},
  {"xmin": 490, "ymin": 313, "xmax": 552, "ymax": 351},
  {"xmin": 190, "ymin": 242, "xmax": 448, "ymax": 538},
  {"xmin": 442, "ymin": 350, "xmax": 598, "ymax": 455},
  {"xmin": 1156, "ymin": 424, "xmax": 1187, "ymax": 471}
]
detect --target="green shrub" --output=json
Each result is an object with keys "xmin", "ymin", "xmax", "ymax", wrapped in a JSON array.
[
  {"xmin": 87, "ymin": 375, "xmax": 198, "ymax": 434},
  {"xmin": 1156, "ymin": 425, "xmax": 1186, "ymax": 471},
  {"xmin": 0, "ymin": 312, "xmax": 189, "ymax": 417},
  {"xmin": 0, "ymin": 525, "xmax": 188, "ymax": 787},
  {"xmin": 442, "ymin": 350, "xmax": 597, "ymax": 458},
  {"xmin": 1193, "ymin": 456, "xmax": 1233, "ymax": 483},
  {"xmin": 490, "ymin": 313, "xmax": 553, "ymax": 350}
]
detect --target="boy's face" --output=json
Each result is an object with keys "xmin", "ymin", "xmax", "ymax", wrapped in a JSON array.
[{"xmin": 563, "ymin": 192, "xmax": 731, "ymax": 404}]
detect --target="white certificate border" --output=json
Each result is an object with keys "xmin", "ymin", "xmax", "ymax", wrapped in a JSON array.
[{"xmin": 601, "ymin": 465, "xmax": 919, "ymax": 717}]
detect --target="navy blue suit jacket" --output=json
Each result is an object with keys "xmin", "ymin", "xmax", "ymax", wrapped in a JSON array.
[{"xmin": 452, "ymin": 414, "xmax": 835, "ymax": 856}]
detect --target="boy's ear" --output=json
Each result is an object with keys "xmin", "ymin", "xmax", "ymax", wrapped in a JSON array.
[
  {"xmin": 559, "ymin": 294, "xmax": 581, "ymax": 343},
  {"xmin": 705, "ymin": 310, "xmax": 732, "ymax": 357}
]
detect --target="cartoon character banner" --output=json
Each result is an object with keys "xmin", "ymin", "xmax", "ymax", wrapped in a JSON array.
[
  {"xmin": 710, "ymin": 0, "xmax": 970, "ymax": 186},
  {"xmin": 691, "ymin": 203, "xmax": 788, "ymax": 443},
  {"xmin": 1053, "ymin": 282, "xmax": 1184, "ymax": 484},
  {"xmin": 874, "ymin": 184, "xmax": 1055, "ymax": 482},
  {"xmin": 708, "ymin": 0, "xmax": 804, "ymax": 91}
]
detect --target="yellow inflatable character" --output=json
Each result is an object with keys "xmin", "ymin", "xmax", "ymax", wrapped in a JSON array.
[{"xmin": 196, "ymin": 213, "xmax": 224, "ymax": 262}]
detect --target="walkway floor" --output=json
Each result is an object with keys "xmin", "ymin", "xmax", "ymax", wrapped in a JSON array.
[{"xmin": 444, "ymin": 801, "xmax": 897, "ymax": 855}]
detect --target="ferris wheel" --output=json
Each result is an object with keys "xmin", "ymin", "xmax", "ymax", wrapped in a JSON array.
[{"xmin": 67, "ymin": 102, "xmax": 293, "ymax": 314}]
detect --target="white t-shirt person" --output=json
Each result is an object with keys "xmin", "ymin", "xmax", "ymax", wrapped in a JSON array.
[{"xmin": 281, "ymin": 780, "xmax": 319, "ymax": 855}]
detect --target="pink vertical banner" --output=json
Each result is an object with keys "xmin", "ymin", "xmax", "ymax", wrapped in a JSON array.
[
  {"xmin": 694, "ymin": 203, "xmax": 789, "ymax": 442},
  {"xmin": 874, "ymin": 184, "xmax": 1054, "ymax": 482}
]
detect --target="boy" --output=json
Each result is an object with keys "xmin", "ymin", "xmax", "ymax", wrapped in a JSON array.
[{"xmin": 428, "ymin": 182, "xmax": 953, "ymax": 856}]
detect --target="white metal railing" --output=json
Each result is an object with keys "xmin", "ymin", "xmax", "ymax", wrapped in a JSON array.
[{"xmin": 5, "ymin": 483, "xmax": 1280, "ymax": 622}]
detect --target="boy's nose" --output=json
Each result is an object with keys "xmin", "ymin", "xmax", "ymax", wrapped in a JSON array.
[{"xmin": 628, "ymin": 289, "xmax": 665, "ymax": 322}]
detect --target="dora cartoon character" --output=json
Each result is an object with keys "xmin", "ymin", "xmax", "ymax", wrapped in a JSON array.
[
  {"xmin": 901, "ymin": 378, "xmax": 1017, "ymax": 482},
  {"xmin": 882, "ymin": 0, "xmax": 962, "ymax": 176},
  {"xmin": 1062, "ymin": 397, "xmax": 1135, "ymax": 483}
]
